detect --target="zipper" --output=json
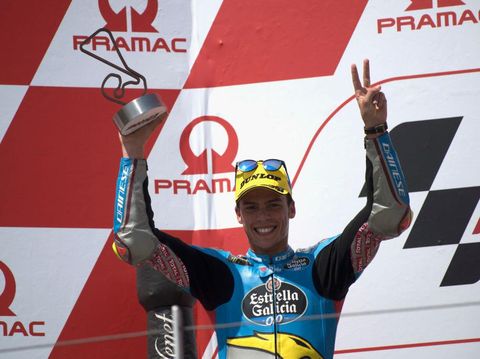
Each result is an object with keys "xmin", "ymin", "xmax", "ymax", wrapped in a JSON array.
[{"xmin": 270, "ymin": 258, "xmax": 279, "ymax": 358}]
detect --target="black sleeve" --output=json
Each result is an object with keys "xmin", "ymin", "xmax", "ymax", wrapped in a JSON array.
[
  {"xmin": 313, "ymin": 157, "xmax": 374, "ymax": 300},
  {"xmin": 143, "ymin": 177, "xmax": 235, "ymax": 311}
]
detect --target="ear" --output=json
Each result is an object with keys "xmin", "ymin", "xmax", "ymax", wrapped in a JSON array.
[
  {"xmin": 288, "ymin": 200, "xmax": 296, "ymax": 219},
  {"xmin": 235, "ymin": 206, "xmax": 243, "ymax": 224}
]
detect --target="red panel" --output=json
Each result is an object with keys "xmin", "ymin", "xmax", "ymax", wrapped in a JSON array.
[
  {"xmin": 0, "ymin": 87, "xmax": 180, "ymax": 228},
  {"xmin": 439, "ymin": 0, "xmax": 465, "ymax": 7},
  {"xmin": 0, "ymin": 0, "xmax": 72, "ymax": 85},
  {"xmin": 473, "ymin": 218, "xmax": 480, "ymax": 235},
  {"xmin": 185, "ymin": 0, "xmax": 368, "ymax": 88},
  {"xmin": 194, "ymin": 303, "xmax": 217, "ymax": 358},
  {"xmin": 406, "ymin": 0, "xmax": 433, "ymax": 10}
]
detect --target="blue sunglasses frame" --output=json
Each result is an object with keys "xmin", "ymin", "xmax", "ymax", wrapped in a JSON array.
[{"xmin": 235, "ymin": 159, "xmax": 292, "ymax": 186}]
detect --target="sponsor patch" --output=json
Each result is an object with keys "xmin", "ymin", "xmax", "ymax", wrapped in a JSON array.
[
  {"xmin": 284, "ymin": 256, "xmax": 310, "ymax": 270},
  {"xmin": 242, "ymin": 278, "xmax": 307, "ymax": 326}
]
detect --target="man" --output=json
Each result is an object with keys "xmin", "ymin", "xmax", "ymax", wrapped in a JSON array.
[{"xmin": 112, "ymin": 60, "xmax": 412, "ymax": 358}]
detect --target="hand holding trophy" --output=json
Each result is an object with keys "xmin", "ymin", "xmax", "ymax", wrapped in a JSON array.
[{"xmin": 80, "ymin": 28, "xmax": 167, "ymax": 135}]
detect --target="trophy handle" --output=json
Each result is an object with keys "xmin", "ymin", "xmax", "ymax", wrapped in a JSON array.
[
  {"xmin": 79, "ymin": 28, "xmax": 147, "ymax": 106},
  {"xmin": 80, "ymin": 28, "xmax": 167, "ymax": 135}
]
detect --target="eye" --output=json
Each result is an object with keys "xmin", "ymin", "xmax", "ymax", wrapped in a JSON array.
[{"xmin": 268, "ymin": 202, "xmax": 282, "ymax": 209}]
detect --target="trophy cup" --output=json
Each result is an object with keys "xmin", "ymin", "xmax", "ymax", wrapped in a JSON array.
[{"xmin": 80, "ymin": 28, "xmax": 167, "ymax": 135}]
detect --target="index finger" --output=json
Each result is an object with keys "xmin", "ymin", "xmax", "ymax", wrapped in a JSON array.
[{"xmin": 351, "ymin": 64, "xmax": 362, "ymax": 92}]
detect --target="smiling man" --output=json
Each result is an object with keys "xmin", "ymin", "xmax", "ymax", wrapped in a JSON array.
[
  {"xmin": 234, "ymin": 159, "xmax": 295, "ymax": 257},
  {"xmin": 112, "ymin": 60, "xmax": 413, "ymax": 358}
]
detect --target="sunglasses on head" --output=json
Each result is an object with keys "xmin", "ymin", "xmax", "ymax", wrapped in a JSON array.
[
  {"xmin": 236, "ymin": 159, "xmax": 285, "ymax": 172},
  {"xmin": 235, "ymin": 159, "xmax": 292, "ymax": 185}
]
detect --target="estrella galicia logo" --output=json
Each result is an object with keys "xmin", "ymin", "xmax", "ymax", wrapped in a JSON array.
[
  {"xmin": 242, "ymin": 278, "xmax": 307, "ymax": 326},
  {"xmin": 361, "ymin": 117, "xmax": 480, "ymax": 287}
]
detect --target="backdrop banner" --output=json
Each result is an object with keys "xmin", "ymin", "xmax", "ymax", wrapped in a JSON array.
[{"xmin": 0, "ymin": 1, "xmax": 479, "ymax": 358}]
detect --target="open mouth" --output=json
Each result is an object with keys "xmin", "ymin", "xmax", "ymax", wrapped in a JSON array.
[{"xmin": 255, "ymin": 226, "xmax": 276, "ymax": 234}]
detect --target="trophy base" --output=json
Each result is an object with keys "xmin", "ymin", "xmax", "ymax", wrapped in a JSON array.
[{"xmin": 113, "ymin": 93, "xmax": 168, "ymax": 135}]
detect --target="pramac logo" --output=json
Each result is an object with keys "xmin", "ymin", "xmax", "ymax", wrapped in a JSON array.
[
  {"xmin": 154, "ymin": 116, "xmax": 238, "ymax": 195},
  {"xmin": 0, "ymin": 261, "xmax": 46, "ymax": 337},
  {"xmin": 0, "ymin": 261, "xmax": 16, "ymax": 316},
  {"xmin": 377, "ymin": 0, "xmax": 478, "ymax": 34},
  {"xmin": 72, "ymin": 0, "xmax": 187, "ymax": 53},
  {"xmin": 180, "ymin": 116, "xmax": 238, "ymax": 175}
]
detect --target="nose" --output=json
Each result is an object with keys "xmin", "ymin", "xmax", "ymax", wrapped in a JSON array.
[{"xmin": 255, "ymin": 207, "xmax": 271, "ymax": 220}]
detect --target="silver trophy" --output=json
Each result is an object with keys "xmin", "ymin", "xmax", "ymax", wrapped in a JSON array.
[{"xmin": 80, "ymin": 28, "xmax": 167, "ymax": 135}]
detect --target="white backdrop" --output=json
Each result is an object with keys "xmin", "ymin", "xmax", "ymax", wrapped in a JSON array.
[{"xmin": 1, "ymin": 0, "xmax": 479, "ymax": 358}]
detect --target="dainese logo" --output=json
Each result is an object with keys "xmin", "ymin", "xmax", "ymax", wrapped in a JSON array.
[{"xmin": 377, "ymin": 0, "xmax": 478, "ymax": 34}]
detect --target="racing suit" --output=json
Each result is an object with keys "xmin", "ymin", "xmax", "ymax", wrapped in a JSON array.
[{"xmin": 113, "ymin": 132, "xmax": 412, "ymax": 358}]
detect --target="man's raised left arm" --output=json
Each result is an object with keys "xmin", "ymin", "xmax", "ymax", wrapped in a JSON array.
[{"xmin": 312, "ymin": 60, "xmax": 412, "ymax": 300}]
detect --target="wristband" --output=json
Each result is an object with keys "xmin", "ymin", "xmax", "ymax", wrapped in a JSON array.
[{"xmin": 364, "ymin": 122, "xmax": 388, "ymax": 135}]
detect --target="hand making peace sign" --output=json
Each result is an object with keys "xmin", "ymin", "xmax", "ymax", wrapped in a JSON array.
[{"xmin": 351, "ymin": 59, "xmax": 387, "ymax": 129}]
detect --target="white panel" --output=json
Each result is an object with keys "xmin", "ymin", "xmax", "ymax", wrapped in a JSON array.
[
  {"xmin": 0, "ymin": 85, "xmax": 28, "ymax": 143},
  {"xmin": 334, "ymin": 341, "xmax": 480, "ymax": 359},
  {"xmin": 336, "ymin": 0, "xmax": 480, "ymax": 83},
  {"xmin": 5, "ymin": 1, "xmax": 478, "ymax": 358},
  {"xmin": 31, "ymin": 0, "xmax": 223, "ymax": 89},
  {"xmin": 146, "ymin": 74, "xmax": 359, "ymax": 230}
]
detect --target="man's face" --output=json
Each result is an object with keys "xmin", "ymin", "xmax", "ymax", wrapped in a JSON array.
[{"xmin": 235, "ymin": 188, "xmax": 296, "ymax": 256}]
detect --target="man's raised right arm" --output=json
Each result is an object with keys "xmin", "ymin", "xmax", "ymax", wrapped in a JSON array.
[
  {"xmin": 111, "ymin": 119, "xmax": 235, "ymax": 309},
  {"xmin": 112, "ymin": 118, "xmax": 191, "ymax": 287}
]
